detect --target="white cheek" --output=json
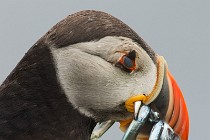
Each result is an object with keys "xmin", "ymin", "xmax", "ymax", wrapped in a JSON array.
[
  {"xmin": 131, "ymin": 65, "xmax": 157, "ymax": 95},
  {"xmin": 50, "ymin": 36, "xmax": 157, "ymax": 118},
  {"xmin": 51, "ymin": 47, "xmax": 131, "ymax": 113}
]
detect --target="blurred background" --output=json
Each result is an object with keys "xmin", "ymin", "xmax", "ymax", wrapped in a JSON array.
[{"xmin": 0, "ymin": 1, "xmax": 209, "ymax": 139}]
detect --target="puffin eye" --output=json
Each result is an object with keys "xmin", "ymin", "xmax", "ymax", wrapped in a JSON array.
[
  {"xmin": 122, "ymin": 56, "xmax": 133, "ymax": 69},
  {"xmin": 115, "ymin": 50, "xmax": 136, "ymax": 73}
]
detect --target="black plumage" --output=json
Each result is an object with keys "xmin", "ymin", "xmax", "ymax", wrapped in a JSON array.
[{"xmin": 0, "ymin": 42, "xmax": 96, "ymax": 140}]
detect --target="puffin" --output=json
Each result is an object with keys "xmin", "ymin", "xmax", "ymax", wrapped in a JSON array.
[{"xmin": 0, "ymin": 10, "xmax": 189, "ymax": 140}]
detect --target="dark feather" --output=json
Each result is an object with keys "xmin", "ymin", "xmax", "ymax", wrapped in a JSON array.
[
  {"xmin": 0, "ymin": 41, "xmax": 96, "ymax": 140},
  {"xmin": 43, "ymin": 10, "xmax": 156, "ymax": 63}
]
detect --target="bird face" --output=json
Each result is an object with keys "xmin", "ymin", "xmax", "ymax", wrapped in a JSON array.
[{"xmin": 51, "ymin": 36, "xmax": 157, "ymax": 121}]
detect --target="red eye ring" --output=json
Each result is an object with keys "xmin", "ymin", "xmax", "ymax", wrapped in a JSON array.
[
  {"xmin": 115, "ymin": 50, "xmax": 137, "ymax": 73},
  {"xmin": 119, "ymin": 55, "xmax": 136, "ymax": 71}
]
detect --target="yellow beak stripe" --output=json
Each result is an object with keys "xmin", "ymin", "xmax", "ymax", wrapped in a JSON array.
[{"xmin": 124, "ymin": 95, "xmax": 147, "ymax": 112}]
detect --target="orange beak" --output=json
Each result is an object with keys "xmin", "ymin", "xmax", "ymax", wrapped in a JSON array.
[{"xmin": 166, "ymin": 71, "xmax": 189, "ymax": 140}]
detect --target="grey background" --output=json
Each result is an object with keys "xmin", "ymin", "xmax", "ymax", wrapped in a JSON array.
[{"xmin": 0, "ymin": 1, "xmax": 209, "ymax": 139}]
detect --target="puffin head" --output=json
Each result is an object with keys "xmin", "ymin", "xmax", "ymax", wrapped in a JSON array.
[
  {"xmin": 0, "ymin": 10, "xmax": 163, "ymax": 139},
  {"xmin": 47, "ymin": 10, "xmax": 157, "ymax": 122}
]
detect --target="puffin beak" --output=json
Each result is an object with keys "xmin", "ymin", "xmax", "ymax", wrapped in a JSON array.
[
  {"xmin": 120, "ymin": 56, "xmax": 189, "ymax": 140},
  {"xmin": 166, "ymin": 71, "xmax": 189, "ymax": 140}
]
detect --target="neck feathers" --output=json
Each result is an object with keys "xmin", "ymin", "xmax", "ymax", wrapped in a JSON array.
[{"xmin": 0, "ymin": 41, "xmax": 96, "ymax": 139}]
